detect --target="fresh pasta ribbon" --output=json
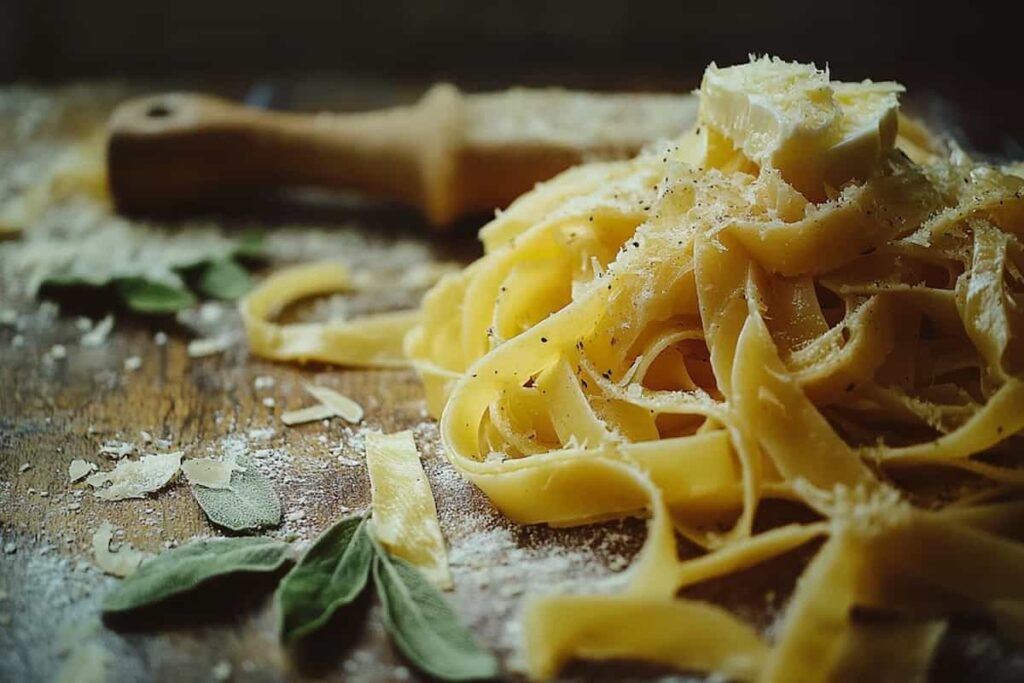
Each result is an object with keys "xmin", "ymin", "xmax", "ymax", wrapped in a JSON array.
[
  {"xmin": 405, "ymin": 57, "xmax": 1024, "ymax": 680},
  {"xmin": 242, "ymin": 261, "xmax": 420, "ymax": 367},
  {"xmin": 365, "ymin": 430, "xmax": 453, "ymax": 589}
]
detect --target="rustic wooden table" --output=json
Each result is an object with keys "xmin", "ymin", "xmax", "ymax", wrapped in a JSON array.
[{"xmin": 0, "ymin": 82, "xmax": 1020, "ymax": 683}]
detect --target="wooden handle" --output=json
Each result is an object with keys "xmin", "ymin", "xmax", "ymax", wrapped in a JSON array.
[{"xmin": 107, "ymin": 85, "xmax": 464, "ymax": 225}]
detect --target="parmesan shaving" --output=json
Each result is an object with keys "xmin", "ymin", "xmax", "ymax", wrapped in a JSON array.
[
  {"xmin": 92, "ymin": 522, "xmax": 147, "ymax": 577},
  {"xmin": 280, "ymin": 404, "xmax": 336, "ymax": 426},
  {"xmin": 303, "ymin": 384, "xmax": 364, "ymax": 423},
  {"xmin": 365, "ymin": 430, "xmax": 452, "ymax": 589},
  {"xmin": 68, "ymin": 459, "xmax": 97, "ymax": 483},
  {"xmin": 180, "ymin": 455, "xmax": 243, "ymax": 489},
  {"xmin": 86, "ymin": 452, "xmax": 182, "ymax": 500},
  {"xmin": 187, "ymin": 335, "xmax": 233, "ymax": 358}
]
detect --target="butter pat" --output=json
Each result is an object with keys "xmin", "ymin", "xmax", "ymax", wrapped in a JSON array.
[{"xmin": 699, "ymin": 56, "xmax": 902, "ymax": 198}]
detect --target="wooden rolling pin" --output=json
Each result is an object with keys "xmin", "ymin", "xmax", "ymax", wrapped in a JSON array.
[{"xmin": 107, "ymin": 85, "xmax": 696, "ymax": 226}]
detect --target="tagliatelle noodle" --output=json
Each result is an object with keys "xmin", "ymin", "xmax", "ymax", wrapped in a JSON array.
[
  {"xmin": 241, "ymin": 261, "xmax": 419, "ymax": 367},
  {"xmin": 403, "ymin": 58, "xmax": 1024, "ymax": 680}
]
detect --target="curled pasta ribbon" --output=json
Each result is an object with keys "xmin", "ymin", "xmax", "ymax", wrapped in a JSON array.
[
  {"xmin": 408, "ymin": 91, "xmax": 1024, "ymax": 677},
  {"xmin": 242, "ymin": 261, "xmax": 419, "ymax": 367}
]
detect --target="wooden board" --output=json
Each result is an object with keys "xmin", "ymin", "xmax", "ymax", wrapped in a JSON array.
[{"xmin": 1, "ymin": 83, "xmax": 1021, "ymax": 683}]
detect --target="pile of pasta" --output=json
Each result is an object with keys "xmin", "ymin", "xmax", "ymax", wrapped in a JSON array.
[{"xmin": 400, "ymin": 58, "xmax": 1024, "ymax": 680}]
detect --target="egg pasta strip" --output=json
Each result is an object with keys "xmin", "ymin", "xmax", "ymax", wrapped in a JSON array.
[{"xmin": 406, "ymin": 57, "xmax": 1024, "ymax": 680}]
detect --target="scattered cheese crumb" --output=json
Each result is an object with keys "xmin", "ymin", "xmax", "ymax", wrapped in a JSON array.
[
  {"xmin": 253, "ymin": 375, "xmax": 276, "ymax": 390},
  {"xmin": 98, "ymin": 440, "xmax": 135, "ymax": 459},
  {"xmin": 304, "ymin": 384, "xmax": 364, "ymax": 423},
  {"xmin": 181, "ymin": 455, "xmax": 243, "ymax": 489},
  {"xmin": 280, "ymin": 385, "xmax": 364, "ymax": 427},
  {"xmin": 262, "ymin": 397, "xmax": 276, "ymax": 408},
  {"xmin": 0, "ymin": 309, "xmax": 17, "ymax": 326},
  {"xmin": 11, "ymin": 334, "xmax": 24, "ymax": 347},
  {"xmin": 92, "ymin": 522, "xmax": 147, "ymax": 577},
  {"xmin": 140, "ymin": 430, "xmax": 152, "ymax": 443},
  {"xmin": 154, "ymin": 331, "xmax": 168, "ymax": 346},
  {"xmin": 198, "ymin": 302, "xmax": 225, "ymax": 324},
  {"xmin": 211, "ymin": 660, "xmax": 232, "ymax": 682},
  {"xmin": 123, "ymin": 356, "xmax": 142, "ymax": 372},
  {"xmin": 187, "ymin": 335, "xmax": 232, "ymax": 358},
  {"xmin": 280, "ymin": 404, "xmax": 335, "ymax": 426},
  {"xmin": 86, "ymin": 452, "xmax": 182, "ymax": 500},
  {"xmin": 80, "ymin": 315, "xmax": 114, "ymax": 347},
  {"xmin": 50, "ymin": 344, "xmax": 67, "ymax": 359},
  {"xmin": 68, "ymin": 459, "xmax": 97, "ymax": 483},
  {"xmin": 19, "ymin": 462, "xmax": 31, "ymax": 473},
  {"xmin": 247, "ymin": 427, "xmax": 275, "ymax": 441}
]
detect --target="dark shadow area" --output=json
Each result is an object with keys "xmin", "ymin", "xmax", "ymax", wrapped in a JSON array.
[
  {"xmin": 2, "ymin": 1, "xmax": 1019, "ymax": 155},
  {"xmin": 931, "ymin": 617, "xmax": 1024, "ymax": 683},
  {"xmin": 285, "ymin": 587, "xmax": 374, "ymax": 678},
  {"xmin": 102, "ymin": 569, "xmax": 287, "ymax": 633}
]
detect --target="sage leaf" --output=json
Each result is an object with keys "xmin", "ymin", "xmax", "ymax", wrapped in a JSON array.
[
  {"xmin": 115, "ymin": 277, "xmax": 196, "ymax": 313},
  {"xmin": 233, "ymin": 230, "xmax": 266, "ymax": 260},
  {"xmin": 42, "ymin": 273, "xmax": 109, "ymax": 288},
  {"xmin": 373, "ymin": 546, "xmax": 498, "ymax": 681},
  {"xmin": 197, "ymin": 258, "xmax": 252, "ymax": 300},
  {"xmin": 276, "ymin": 514, "xmax": 374, "ymax": 645},
  {"xmin": 102, "ymin": 537, "xmax": 291, "ymax": 614},
  {"xmin": 191, "ymin": 455, "xmax": 282, "ymax": 532}
]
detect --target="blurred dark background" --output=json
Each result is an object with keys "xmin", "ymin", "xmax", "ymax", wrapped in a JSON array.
[{"xmin": 0, "ymin": 0, "xmax": 1019, "ymax": 156}]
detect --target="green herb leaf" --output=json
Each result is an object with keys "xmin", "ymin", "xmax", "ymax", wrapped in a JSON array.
[
  {"xmin": 101, "ymin": 537, "xmax": 291, "ymax": 614},
  {"xmin": 276, "ymin": 514, "xmax": 374, "ymax": 645},
  {"xmin": 233, "ymin": 230, "xmax": 266, "ymax": 261},
  {"xmin": 197, "ymin": 258, "xmax": 252, "ymax": 300},
  {"xmin": 190, "ymin": 455, "xmax": 282, "ymax": 532},
  {"xmin": 41, "ymin": 273, "xmax": 110, "ymax": 288},
  {"xmin": 372, "ymin": 544, "xmax": 498, "ymax": 681},
  {"xmin": 115, "ymin": 277, "xmax": 196, "ymax": 313}
]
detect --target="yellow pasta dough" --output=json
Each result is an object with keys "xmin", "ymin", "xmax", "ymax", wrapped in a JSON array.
[
  {"xmin": 365, "ymin": 430, "xmax": 453, "ymax": 589},
  {"xmin": 404, "ymin": 56, "xmax": 1024, "ymax": 680}
]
